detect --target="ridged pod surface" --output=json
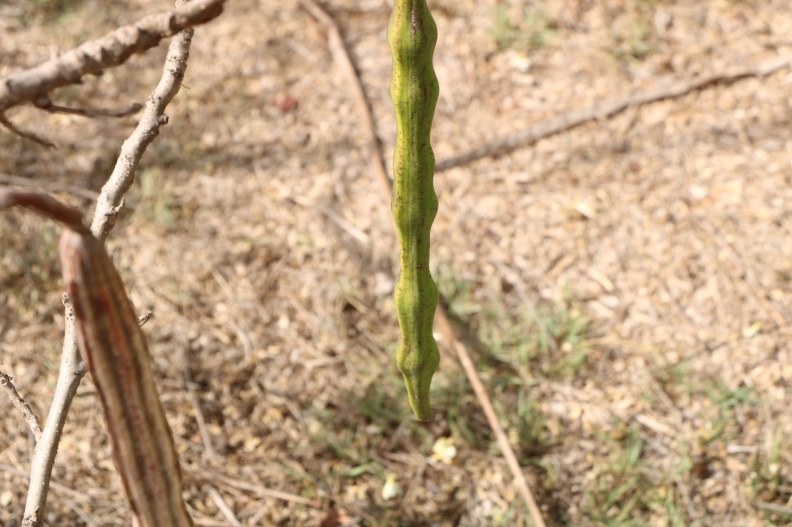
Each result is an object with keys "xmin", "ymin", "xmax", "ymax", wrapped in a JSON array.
[
  {"xmin": 388, "ymin": 0, "xmax": 440, "ymax": 420},
  {"xmin": 60, "ymin": 231, "xmax": 193, "ymax": 527},
  {"xmin": 0, "ymin": 188, "xmax": 193, "ymax": 527}
]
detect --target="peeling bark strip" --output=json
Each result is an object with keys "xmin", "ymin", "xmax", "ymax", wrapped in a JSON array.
[
  {"xmin": 60, "ymin": 233, "xmax": 193, "ymax": 527},
  {"xmin": 388, "ymin": 0, "xmax": 441, "ymax": 420},
  {"xmin": 0, "ymin": 189, "xmax": 192, "ymax": 527}
]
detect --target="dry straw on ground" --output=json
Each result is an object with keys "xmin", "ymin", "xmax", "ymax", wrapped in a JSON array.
[{"xmin": 2, "ymin": 1, "xmax": 792, "ymax": 526}]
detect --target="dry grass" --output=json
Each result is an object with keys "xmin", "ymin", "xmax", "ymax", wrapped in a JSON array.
[{"xmin": 2, "ymin": 0, "xmax": 792, "ymax": 525}]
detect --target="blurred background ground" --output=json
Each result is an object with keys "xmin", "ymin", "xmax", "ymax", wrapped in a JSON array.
[{"xmin": 1, "ymin": 0, "xmax": 792, "ymax": 525}]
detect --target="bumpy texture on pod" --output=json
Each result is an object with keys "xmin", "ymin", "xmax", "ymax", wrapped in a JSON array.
[{"xmin": 388, "ymin": 0, "xmax": 440, "ymax": 420}]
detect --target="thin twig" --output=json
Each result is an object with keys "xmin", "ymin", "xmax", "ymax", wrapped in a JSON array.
[
  {"xmin": 0, "ymin": 114, "xmax": 55, "ymax": 148},
  {"xmin": 298, "ymin": 2, "xmax": 547, "ymax": 526},
  {"xmin": 185, "ymin": 466, "xmax": 322, "ymax": 508},
  {"xmin": 433, "ymin": 310, "xmax": 546, "ymax": 525},
  {"xmin": 183, "ymin": 361, "xmax": 220, "ymax": 463},
  {"xmin": 0, "ymin": 370, "xmax": 42, "ymax": 443},
  {"xmin": 207, "ymin": 487, "xmax": 243, "ymax": 527},
  {"xmin": 0, "ymin": 0, "xmax": 225, "ymax": 114},
  {"xmin": 21, "ymin": 16, "xmax": 202, "ymax": 527},
  {"xmin": 756, "ymin": 501, "xmax": 792, "ymax": 516},
  {"xmin": 436, "ymin": 54, "xmax": 792, "ymax": 171},
  {"xmin": 34, "ymin": 97, "xmax": 143, "ymax": 118},
  {"xmin": 297, "ymin": 0, "xmax": 392, "ymax": 201}
]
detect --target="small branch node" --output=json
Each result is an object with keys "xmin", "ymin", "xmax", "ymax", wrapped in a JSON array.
[{"xmin": 137, "ymin": 310, "xmax": 154, "ymax": 327}]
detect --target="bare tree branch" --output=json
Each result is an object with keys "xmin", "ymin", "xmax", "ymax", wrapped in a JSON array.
[
  {"xmin": 22, "ymin": 293, "xmax": 85, "ymax": 527},
  {"xmin": 0, "ymin": 0, "xmax": 225, "ymax": 114},
  {"xmin": 91, "ymin": 25, "xmax": 195, "ymax": 241},
  {"xmin": 436, "ymin": 54, "xmax": 792, "ymax": 172},
  {"xmin": 0, "ymin": 370, "xmax": 42, "ymax": 443},
  {"xmin": 19, "ymin": 11, "xmax": 205, "ymax": 526}
]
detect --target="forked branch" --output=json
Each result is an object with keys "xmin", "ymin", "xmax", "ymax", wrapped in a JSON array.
[{"xmin": 4, "ymin": 6, "xmax": 207, "ymax": 525}]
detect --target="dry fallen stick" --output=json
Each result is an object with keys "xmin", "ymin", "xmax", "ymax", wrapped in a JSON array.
[
  {"xmin": 298, "ymin": 2, "xmax": 547, "ymax": 526},
  {"xmin": 756, "ymin": 500, "xmax": 792, "ymax": 516},
  {"xmin": 185, "ymin": 466, "xmax": 322, "ymax": 508},
  {"xmin": 207, "ymin": 487, "xmax": 243, "ymax": 527},
  {"xmin": 436, "ymin": 54, "xmax": 792, "ymax": 171},
  {"xmin": 297, "ymin": 0, "xmax": 392, "ymax": 201},
  {"xmin": 432, "ymin": 310, "xmax": 545, "ymax": 524}
]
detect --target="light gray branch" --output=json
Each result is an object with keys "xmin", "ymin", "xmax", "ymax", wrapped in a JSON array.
[
  {"xmin": 21, "ymin": 294, "xmax": 84, "ymax": 527},
  {"xmin": 0, "ymin": 0, "xmax": 224, "ymax": 114}
]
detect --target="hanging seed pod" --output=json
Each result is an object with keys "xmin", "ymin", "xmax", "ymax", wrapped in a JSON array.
[
  {"xmin": 388, "ymin": 0, "xmax": 441, "ymax": 420},
  {"xmin": 0, "ymin": 189, "xmax": 193, "ymax": 527},
  {"xmin": 60, "ymin": 231, "xmax": 194, "ymax": 527}
]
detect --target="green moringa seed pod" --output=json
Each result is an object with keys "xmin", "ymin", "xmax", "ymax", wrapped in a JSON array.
[{"xmin": 388, "ymin": 0, "xmax": 440, "ymax": 420}]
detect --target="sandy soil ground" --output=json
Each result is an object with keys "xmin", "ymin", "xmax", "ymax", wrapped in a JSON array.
[{"xmin": 1, "ymin": 1, "xmax": 792, "ymax": 525}]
